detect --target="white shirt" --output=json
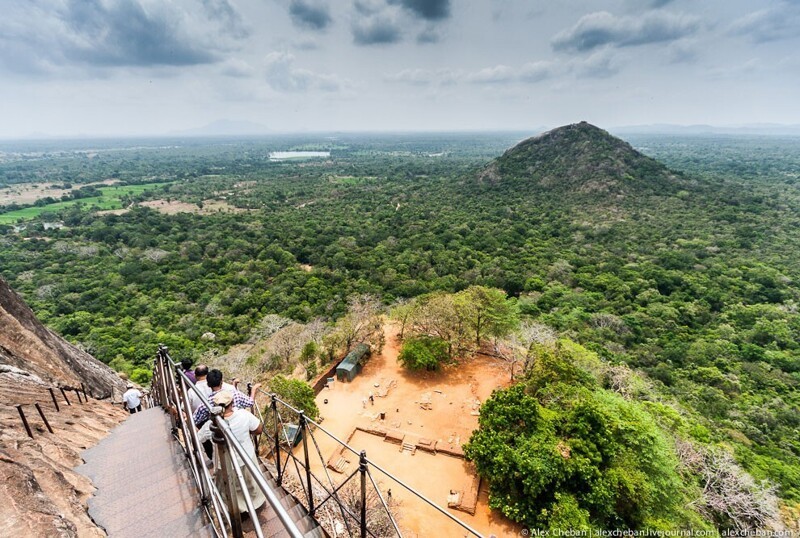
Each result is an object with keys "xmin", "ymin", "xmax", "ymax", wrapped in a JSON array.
[
  {"xmin": 122, "ymin": 388, "xmax": 142, "ymax": 409},
  {"xmin": 197, "ymin": 408, "xmax": 260, "ymax": 466},
  {"xmin": 188, "ymin": 379, "xmax": 213, "ymax": 412}
]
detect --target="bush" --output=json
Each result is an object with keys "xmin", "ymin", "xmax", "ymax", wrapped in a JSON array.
[
  {"xmin": 397, "ymin": 336, "xmax": 449, "ymax": 371},
  {"xmin": 465, "ymin": 341, "xmax": 700, "ymax": 531},
  {"xmin": 268, "ymin": 375, "xmax": 319, "ymax": 419}
]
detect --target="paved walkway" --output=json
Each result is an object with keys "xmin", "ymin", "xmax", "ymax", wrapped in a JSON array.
[{"xmin": 76, "ymin": 408, "xmax": 213, "ymax": 537}]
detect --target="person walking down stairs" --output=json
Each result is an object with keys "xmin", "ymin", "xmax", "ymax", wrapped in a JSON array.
[
  {"xmin": 122, "ymin": 383, "xmax": 143, "ymax": 414},
  {"xmin": 198, "ymin": 390, "xmax": 266, "ymax": 515}
]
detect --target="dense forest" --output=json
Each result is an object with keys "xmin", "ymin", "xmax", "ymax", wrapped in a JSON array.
[{"xmin": 1, "ymin": 125, "xmax": 798, "ymax": 531}]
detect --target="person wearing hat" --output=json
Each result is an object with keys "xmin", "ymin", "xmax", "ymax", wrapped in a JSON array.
[
  {"xmin": 122, "ymin": 383, "xmax": 143, "ymax": 414},
  {"xmin": 197, "ymin": 389, "xmax": 266, "ymax": 514}
]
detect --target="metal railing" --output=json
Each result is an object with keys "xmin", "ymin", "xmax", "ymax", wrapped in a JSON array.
[
  {"xmin": 152, "ymin": 346, "xmax": 305, "ymax": 538},
  {"xmin": 250, "ymin": 389, "xmax": 484, "ymax": 538}
]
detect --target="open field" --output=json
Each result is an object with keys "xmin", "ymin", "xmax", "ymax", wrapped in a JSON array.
[
  {"xmin": 138, "ymin": 199, "xmax": 249, "ymax": 215},
  {"xmin": 0, "ymin": 183, "xmax": 170, "ymax": 223},
  {"xmin": 0, "ymin": 178, "xmax": 119, "ymax": 205},
  {"xmin": 297, "ymin": 323, "xmax": 522, "ymax": 537}
]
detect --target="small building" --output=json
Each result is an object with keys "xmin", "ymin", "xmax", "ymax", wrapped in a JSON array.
[
  {"xmin": 335, "ymin": 343, "xmax": 370, "ymax": 382},
  {"xmin": 281, "ymin": 424, "xmax": 302, "ymax": 447}
]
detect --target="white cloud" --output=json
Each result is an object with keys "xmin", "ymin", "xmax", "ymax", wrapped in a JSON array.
[
  {"xmin": 386, "ymin": 60, "xmax": 563, "ymax": 86},
  {"xmin": 464, "ymin": 65, "xmax": 516, "ymax": 84},
  {"xmin": 552, "ymin": 10, "xmax": 703, "ymax": 52},
  {"xmin": 220, "ymin": 58, "xmax": 256, "ymax": 77},
  {"xmin": 263, "ymin": 51, "xmax": 348, "ymax": 92},
  {"xmin": 730, "ymin": 3, "xmax": 800, "ymax": 43}
]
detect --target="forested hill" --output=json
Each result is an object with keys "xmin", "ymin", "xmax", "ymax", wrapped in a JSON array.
[
  {"xmin": 0, "ymin": 129, "xmax": 799, "ymax": 526},
  {"xmin": 479, "ymin": 121, "xmax": 685, "ymax": 196}
]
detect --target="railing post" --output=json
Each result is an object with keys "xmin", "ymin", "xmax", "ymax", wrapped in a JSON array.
[
  {"xmin": 360, "ymin": 450, "xmax": 368, "ymax": 538},
  {"xmin": 180, "ymin": 374, "xmax": 208, "ymax": 500},
  {"xmin": 300, "ymin": 411, "xmax": 315, "ymax": 515},
  {"xmin": 153, "ymin": 353, "xmax": 163, "ymax": 408},
  {"xmin": 48, "ymin": 388, "xmax": 60, "ymax": 412},
  {"xmin": 34, "ymin": 403, "xmax": 54, "ymax": 434},
  {"xmin": 272, "ymin": 394, "xmax": 282, "ymax": 485},
  {"xmin": 59, "ymin": 388, "xmax": 71, "ymax": 406},
  {"xmin": 16, "ymin": 405, "xmax": 33, "ymax": 438},
  {"xmin": 212, "ymin": 417, "xmax": 244, "ymax": 538}
]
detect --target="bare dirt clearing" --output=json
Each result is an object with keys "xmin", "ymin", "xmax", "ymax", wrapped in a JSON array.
[
  {"xmin": 305, "ymin": 323, "xmax": 522, "ymax": 537},
  {"xmin": 139, "ymin": 199, "xmax": 250, "ymax": 215}
]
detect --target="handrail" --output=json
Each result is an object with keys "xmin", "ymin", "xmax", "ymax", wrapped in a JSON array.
[
  {"xmin": 254, "ymin": 388, "xmax": 484, "ymax": 538},
  {"xmin": 153, "ymin": 347, "xmax": 306, "ymax": 538}
]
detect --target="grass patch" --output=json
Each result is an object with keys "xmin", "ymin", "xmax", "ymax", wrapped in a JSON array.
[{"xmin": 0, "ymin": 182, "xmax": 170, "ymax": 224}]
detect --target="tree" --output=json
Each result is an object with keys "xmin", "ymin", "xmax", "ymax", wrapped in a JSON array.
[
  {"xmin": 325, "ymin": 294, "xmax": 384, "ymax": 358},
  {"xmin": 388, "ymin": 298, "xmax": 413, "ymax": 339},
  {"xmin": 496, "ymin": 320, "xmax": 558, "ymax": 380},
  {"xmin": 405, "ymin": 292, "xmax": 469, "ymax": 360},
  {"xmin": 455, "ymin": 285, "xmax": 519, "ymax": 348},
  {"xmin": 398, "ymin": 336, "xmax": 449, "ymax": 371},
  {"xmin": 675, "ymin": 440, "xmax": 780, "ymax": 533},
  {"xmin": 465, "ymin": 341, "xmax": 697, "ymax": 531},
  {"xmin": 268, "ymin": 375, "xmax": 319, "ymax": 420},
  {"xmin": 268, "ymin": 322, "xmax": 306, "ymax": 366}
]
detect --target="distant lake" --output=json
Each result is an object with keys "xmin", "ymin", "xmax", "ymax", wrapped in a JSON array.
[{"xmin": 269, "ymin": 151, "xmax": 330, "ymax": 161}]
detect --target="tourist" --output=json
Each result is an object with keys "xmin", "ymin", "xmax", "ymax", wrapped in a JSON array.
[
  {"xmin": 193, "ymin": 369, "xmax": 260, "ymax": 428},
  {"xmin": 188, "ymin": 364, "xmax": 211, "ymax": 412},
  {"xmin": 181, "ymin": 358, "xmax": 196, "ymax": 384},
  {"xmin": 197, "ymin": 390, "xmax": 266, "ymax": 514},
  {"xmin": 188, "ymin": 364, "xmax": 214, "ymax": 459},
  {"xmin": 122, "ymin": 383, "xmax": 143, "ymax": 414}
]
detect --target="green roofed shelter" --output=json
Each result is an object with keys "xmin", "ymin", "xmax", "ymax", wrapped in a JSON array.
[{"xmin": 336, "ymin": 343, "xmax": 370, "ymax": 382}]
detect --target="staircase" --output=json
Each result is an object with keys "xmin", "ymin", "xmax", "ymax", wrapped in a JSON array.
[
  {"xmin": 400, "ymin": 441, "xmax": 416, "ymax": 455},
  {"xmin": 76, "ymin": 408, "xmax": 213, "ymax": 537},
  {"xmin": 256, "ymin": 461, "xmax": 327, "ymax": 538},
  {"xmin": 77, "ymin": 407, "xmax": 327, "ymax": 538}
]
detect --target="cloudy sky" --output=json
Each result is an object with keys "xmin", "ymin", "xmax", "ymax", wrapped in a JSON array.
[{"xmin": 1, "ymin": 0, "xmax": 798, "ymax": 138}]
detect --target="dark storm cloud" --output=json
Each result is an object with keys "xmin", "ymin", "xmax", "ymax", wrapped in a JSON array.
[
  {"xmin": 0, "ymin": 0, "xmax": 249, "ymax": 74},
  {"xmin": 351, "ymin": 1, "xmax": 403, "ymax": 45},
  {"xmin": 350, "ymin": 0, "xmax": 449, "ymax": 46},
  {"xmin": 352, "ymin": 18, "xmax": 403, "ymax": 44},
  {"xmin": 388, "ymin": 0, "xmax": 451, "ymax": 21},
  {"xmin": 289, "ymin": 0, "xmax": 333, "ymax": 31},
  {"xmin": 63, "ymin": 0, "xmax": 216, "ymax": 66},
  {"xmin": 730, "ymin": 2, "xmax": 800, "ymax": 43},
  {"xmin": 552, "ymin": 11, "xmax": 702, "ymax": 53}
]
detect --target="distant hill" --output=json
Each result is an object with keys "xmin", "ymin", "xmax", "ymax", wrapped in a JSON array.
[
  {"xmin": 478, "ymin": 121, "xmax": 683, "ymax": 196},
  {"xmin": 612, "ymin": 123, "xmax": 800, "ymax": 136}
]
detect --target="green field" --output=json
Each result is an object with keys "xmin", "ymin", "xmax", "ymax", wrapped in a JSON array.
[{"xmin": 0, "ymin": 183, "xmax": 169, "ymax": 224}]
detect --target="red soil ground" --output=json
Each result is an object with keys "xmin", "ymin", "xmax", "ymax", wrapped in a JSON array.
[{"xmin": 306, "ymin": 323, "xmax": 523, "ymax": 537}]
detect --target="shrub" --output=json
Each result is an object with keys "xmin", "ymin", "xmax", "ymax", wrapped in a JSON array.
[{"xmin": 397, "ymin": 336, "xmax": 450, "ymax": 371}]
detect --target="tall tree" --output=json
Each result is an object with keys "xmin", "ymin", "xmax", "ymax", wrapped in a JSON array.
[{"xmin": 455, "ymin": 285, "xmax": 519, "ymax": 348}]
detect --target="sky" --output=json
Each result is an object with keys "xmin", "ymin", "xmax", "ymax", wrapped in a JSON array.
[{"xmin": 0, "ymin": 0, "xmax": 798, "ymax": 138}]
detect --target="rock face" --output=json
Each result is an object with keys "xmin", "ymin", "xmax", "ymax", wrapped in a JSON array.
[
  {"xmin": 0, "ymin": 276, "xmax": 126, "ymax": 399},
  {"xmin": 479, "ymin": 121, "xmax": 684, "ymax": 196},
  {"xmin": 0, "ymin": 276, "xmax": 130, "ymax": 536},
  {"xmin": 0, "ymin": 374, "xmax": 128, "ymax": 537}
]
